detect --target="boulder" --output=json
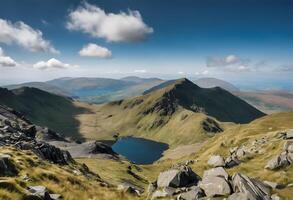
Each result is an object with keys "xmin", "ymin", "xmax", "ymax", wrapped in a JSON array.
[
  {"xmin": 265, "ymin": 153, "xmax": 290, "ymax": 170},
  {"xmin": 263, "ymin": 181, "xmax": 280, "ymax": 190},
  {"xmin": 203, "ymin": 167, "xmax": 228, "ymax": 180},
  {"xmin": 228, "ymin": 192, "xmax": 249, "ymax": 200},
  {"xmin": 285, "ymin": 129, "xmax": 293, "ymax": 139},
  {"xmin": 177, "ymin": 186, "xmax": 205, "ymax": 200},
  {"xmin": 271, "ymin": 194, "xmax": 280, "ymax": 200},
  {"xmin": 232, "ymin": 173, "xmax": 271, "ymax": 200},
  {"xmin": 207, "ymin": 155, "xmax": 225, "ymax": 167},
  {"xmin": 199, "ymin": 176, "xmax": 231, "ymax": 197},
  {"xmin": 157, "ymin": 166, "xmax": 201, "ymax": 188},
  {"xmin": 225, "ymin": 156, "xmax": 241, "ymax": 168}
]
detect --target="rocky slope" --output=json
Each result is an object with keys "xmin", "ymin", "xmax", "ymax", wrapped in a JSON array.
[{"xmin": 0, "ymin": 104, "xmax": 144, "ymax": 200}]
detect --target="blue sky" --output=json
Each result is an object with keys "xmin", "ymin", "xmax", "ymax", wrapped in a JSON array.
[{"xmin": 0, "ymin": 0, "xmax": 293, "ymax": 90}]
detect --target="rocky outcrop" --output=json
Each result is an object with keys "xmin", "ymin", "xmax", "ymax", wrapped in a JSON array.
[
  {"xmin": 232, "ymin": 173, "xmax": 271, "ymax": 200},
  {"xmin": 202, "ymin": 118, "xmax": 223, "ymax": 133},
  {"xmin": 0, "ymin": 105, "xmax": 73, "ymax": 165},
  {"xmin": 265, "ymin": 140, "xmax": 293, "ymax": 170},
  {"xmin": 150, "ymin": 164, "xmax": 278, "ymax": 200}
]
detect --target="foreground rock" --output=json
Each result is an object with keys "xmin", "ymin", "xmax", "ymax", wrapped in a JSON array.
[
  {"xmin": 150, "ymin": 163, "xmax": 276, "ymax": 200},
  {"xmin": 232, "ymin": 173, "xmax": 271, "ymax": 200},
  {"xmin": 207, "ymin": 155, "xmax": 225, "ymax": 167},
  {"xmin": 157, "ymin": 166, "xmax": 201, "ymax": 188},
  {"xmin": 0, "ymin": 154, "xmax": 18, "ymax": 176},
  {"xmin": 199, "ymin": 167, "xmax": 231, "ymax": 197},
  {"xmin": 28, "ymin": 185, "xmax": 61, "ymax": 199}
]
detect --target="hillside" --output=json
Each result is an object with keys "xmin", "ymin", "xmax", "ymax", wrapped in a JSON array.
[
  {"xmin": 76, "ymin": 78, "xmax": 265, "ymax": 146},
  {"xmin": 0, "ymin": 87, "xmax": 87, "ymax": 140}
]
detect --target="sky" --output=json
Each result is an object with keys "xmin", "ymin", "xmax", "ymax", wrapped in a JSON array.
[{"xmin": 0, "ymin": 0, "xmax": 293, "ymax": 90}]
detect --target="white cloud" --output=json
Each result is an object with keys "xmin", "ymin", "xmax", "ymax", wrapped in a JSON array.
[
  {"xmin": 207, "ymin": 54, "xmax": 241, "ymax": 67},
  {"xmin": 0, "ymin": 47, "xmax": 17, "ymax": 67},
  {"xmin": 33, "ymin": 58, "xmax": 77, "ymax": 70},
  {"xmin": 79, "ymin": 43, "xmax": 112, "ymax": 58},
  {"xmin": 0, "ymin": 18, "xmax": 59, "ymax": 53},
  {"xmin": 195, "ymin": 70, "xmax": 209, "ymax": 76},
  {"xmin": 134, "ymin": 69, "xmax": 147, "ymax": 73},
  {"xmin": 178, "ymin": 71, "xmax": 185, "ymax": 75},
  {"xmin": 67, "ymin": 2, "xmax": 153, "ymax": 42}
]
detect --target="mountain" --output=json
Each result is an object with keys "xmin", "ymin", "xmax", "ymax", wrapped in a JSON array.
[
  {"xmin": 81, "ymin": 78, "xmax": 265, "ymax": 146},
  {"xmin": 120, "ymin": 76, "xmax": 163, "ymax": 83},
  {"xmin": 235, "ymin": 90, "xmax": 293, "ymax": 113},
  {"xmin": 0, "ymin": 87, "xmax": 87, "ymax": 140},
  {"xmin": 193, "ymin": 77, "xmax": 240, "ymax": 92},
  {"xmin": 4, "ymin": 81, "xmax": 72, "ymax": 97},
  {"xmin": 47, "ymin": 77, "xmax": 134, "ymax": 97}
]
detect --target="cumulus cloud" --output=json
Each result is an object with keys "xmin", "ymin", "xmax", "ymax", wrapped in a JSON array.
[
  {"xmin": 79, "ymin": 43, "xmax": 112, "ymax": 58},
  {"xmin": 207, "ymin": 54, "xmax": 242, "ymax": 67},
  {"xmin": 195, "ymin": 70, "xmax": 209, "ymax": 76},
  {"xmin": 276, "ymin": 65, "xmax": 293, "ymax": 72},
  {"xmin": 33, "ymin": 58, "xmax": 77, "ymax": 70},
  {"xmin": 67, "ymin": 2, "xmax": 153, "ymax": 42},
  {"xmin": 134, "ymin": 69, "xmax": 147, "ymax": 73},
  {"xmin": 0, "ymin": 47, "xmax": 17, "ymax": 67},
  {"xmin": 0, "ymin": 18, "xmax": 59, "ymax": 53}
]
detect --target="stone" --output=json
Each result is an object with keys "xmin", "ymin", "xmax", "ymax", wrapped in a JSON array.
[
  {"xmin": 228, "ymin": 192, "xmax": 249, "ymax": 200},
  {"xmin": 151, "ymin": 190, "xmax": 169, "ymax": 200},
  {"xmin": 265, "ymin": 153, "xmax": 290, "ymax": 170},
  {"xmin": 232, "ymin": 173, "xmax": 271, "ymax": 200},
  {"xmin": 28, "ymin": 185, "xmax": 47, "ymax": 197},
  {"xmin": 207, "ymin": 155, "xmax": 225, "ymax": 167},
  {"xmin": 287, "ymin": 152, "xmax": 293, "ymax": 164},
  {"xmin": 285, "ymin": 129, "xmax": 293, "ymax": 139},
  {"xmin": 225, "ymin": 156, "xmax": 241, "ymax": 168},
  {"xmin": 49, "ymin": 194, "xmax": 61, "ymax": 200},
  {"xmin": 177, "ymin": 186, "xmax": 205, "ymax": 200},
  {"xmin": 200, "ymin": 176, "xmax": 231, "ymax": 197},
  {"xmin": 203, "ymin": 167, "xmax": 228, "ymax": 180},
  {"xmin": 271, "ymin": 194, "xmax": 280, "ymax": 200},
  {"xmin": 263, "ymin": 181, "xmax": 279, "ymax": 189},
  {"xmin": 157, "ymin": 166, "xmax": 201, "ymax": 188},
  {"xmin": 288, "ymin": 144, "xmax": 293, "ymax": 153}
]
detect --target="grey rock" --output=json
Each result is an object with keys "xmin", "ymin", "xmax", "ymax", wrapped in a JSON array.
[
  {"xmin": 263, "ymin": 181, "xmax": 279, "ymax": 190},
  {"xmin": 207, "ymin": 155, "xmax": 225, "ymax": 167},
  {"xmin": 177, "ymin": 186, "xmax": 205, "ymax": 200},
  {"xmin": 28, "ymin": 185, "xmax": 47, "ymax": 196},
  {"xmin": 225, "ymin": 156, "xmax": 241, "ymax": 168},
  {"xmin": 232, "ymin": 173, "xmax": 271, "ymax": 200},
  {"xmin": 157, "ymin": 166, "xmax": 201, "ymax": 188},
  {"xmin": 228, "ymin": 192, "xmax": 249, "ymax": 200},
  {"xmin": 200, "ymin": 176, "xmax": 231, "ymax": 197},
  {"xmin": 203, "ymin": 167, "xmax": 228, "ymax": 180},
  {"xmin": 265, "ymin": 152, "xmax": 290, "ymax": 170},
  {"xmin": 151, "ymin": 190, "xmax": 169, "ymax": 200},
  {"xmin": 285, "ymin": 129, "xmax": 293, "ymax": 139},
  {"xmin": 271, "ymin": 194, "xmax": 280, "ymax": 200}
]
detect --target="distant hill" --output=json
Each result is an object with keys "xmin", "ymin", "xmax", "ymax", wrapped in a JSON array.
[
  {"xmin": 0, "ymin": 87, "xmax": 87, "ymax": 140},
  {"xmin": 120, "ymin": 76, "xmax": 163, "ymax": 83},
  {"xmin": 193, "ymin": 77, "xmax": 239, "ymax": 92},
  {"xmin": 235, "ymin": 90, "xmax": 293, "ymax": 113},
  {"xmin": 4, "ymin": 81, "xmax": 72, "ymax": 97},
  {"xmin": 84, "ymin": 78, "xmax": 265, "ymax": 146}
]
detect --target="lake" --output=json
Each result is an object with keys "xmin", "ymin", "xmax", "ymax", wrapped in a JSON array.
[{"xmin": 112, "ymin": 137, "xmax": 168, "ymax": 164}]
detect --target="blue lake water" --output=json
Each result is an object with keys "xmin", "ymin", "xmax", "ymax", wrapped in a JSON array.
[{"xmin": 112, "ymin": 137, "xmax": 169, "ymax": 164}]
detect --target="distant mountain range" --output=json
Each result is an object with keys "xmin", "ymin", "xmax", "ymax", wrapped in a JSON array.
[{"xmin": 3, "ymin": 76, "xmax": 293, "ymax": 113}]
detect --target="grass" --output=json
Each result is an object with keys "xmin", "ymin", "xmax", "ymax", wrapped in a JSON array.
[{"xmin": 0, "ymin": 147, "xmax": 136, "ymax": 200}]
